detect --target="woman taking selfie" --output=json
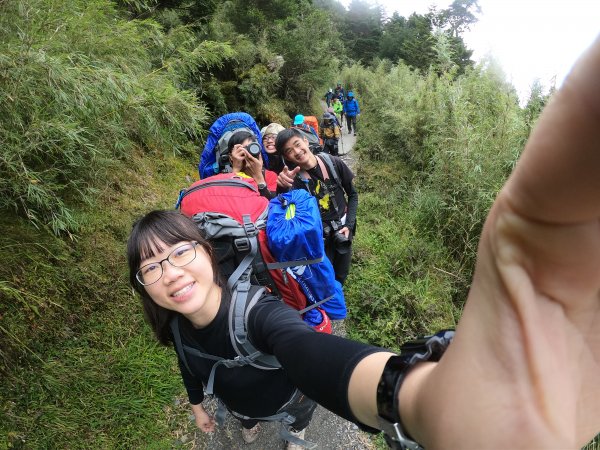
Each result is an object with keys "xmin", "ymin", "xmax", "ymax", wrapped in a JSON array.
[{"xmin": 127, "ymin": 210, "xmax": 324, "ymax": 449}]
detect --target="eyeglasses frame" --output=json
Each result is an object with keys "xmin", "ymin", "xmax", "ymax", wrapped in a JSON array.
[{"xmin": 136, "ymin": 241, "xmax": 199, "ymax": 286}]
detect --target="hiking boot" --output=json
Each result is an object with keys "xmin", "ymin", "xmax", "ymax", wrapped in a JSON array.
[
  {"xmin": 353, "ymin": 132, "xmax": 357, "ymax": 136},
  {"xmin": 286, "ymin": 428, "xmax": 306, "ymax": 450},
  {"xmin": 241, "ymin": 423, "xmax": 261, "ymax": 444}
]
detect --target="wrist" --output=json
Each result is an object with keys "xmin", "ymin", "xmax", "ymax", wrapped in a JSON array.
[{"xmin": 376, "ymin": 330, "xmax": 454, "ymax": 449}]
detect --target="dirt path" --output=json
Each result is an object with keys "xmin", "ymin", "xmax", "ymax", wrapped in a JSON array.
[{"xmin": 171, "ymin": 108, "xmax": 374, "ymax": 450}]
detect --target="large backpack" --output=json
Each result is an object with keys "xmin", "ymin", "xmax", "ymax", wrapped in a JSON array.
[
  {"xmin": 175, "ymin": 172, "xmax": 332, "ymax": 326},
  {"xmin": 303, "ymin": 116, "xmax": 323, "ymax": 146},
  {"xmin": 267, "ymin": 190, "xmax": 347, "ymax": 320},
  {"xmin": 198, "ymin": 112, "xmax": 270, "ymax": 179}
]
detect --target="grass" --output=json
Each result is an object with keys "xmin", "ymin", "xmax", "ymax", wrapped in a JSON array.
[{"xmin": 0, "ymin": 150, "xmax": 200, "ymax": 448}]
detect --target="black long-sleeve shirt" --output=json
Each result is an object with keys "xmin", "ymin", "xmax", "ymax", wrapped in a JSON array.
[{"xmin": 174, "ymin": 291, "xmax": 381, "ymax": 425}]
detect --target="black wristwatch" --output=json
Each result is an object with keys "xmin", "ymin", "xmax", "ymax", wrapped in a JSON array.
[
  {"xmin": 376, "ymin": 329, "xmax": 455, "ymax": 450},
  {"xmin": 257, "ymin": 182, "xmax": 267, "ymax": 190}
]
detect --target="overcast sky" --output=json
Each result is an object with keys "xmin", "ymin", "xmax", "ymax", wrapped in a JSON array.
[{"xmin": 340, "ymin": 0, "xmax": 600, "ymax": 102}]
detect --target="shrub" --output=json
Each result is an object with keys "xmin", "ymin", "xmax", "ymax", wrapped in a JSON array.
[{"xmin": 0, "ymin": 0, "xmax": 208, "ymax": 233}]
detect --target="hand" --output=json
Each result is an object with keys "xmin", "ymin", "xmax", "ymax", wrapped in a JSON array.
[
  {"xmin": 192, "ymin": 404, "xmax": 216, "ymax": 433},
  {"xmin": 242, "ymin": 149, "xmax": 264, "ymax": 183},
  {"xmin": 230, "ymin": 144, "xmax": 246, "ymax": 173},
  {"xmin": 277, "ymin": 165, "xmax": 300, "ymax": 189},
  {"xmin": 398, "ymin": 36, "xmax": 600, "ymax": 449},
  {"xmin": 338, "ymin": 226, "xmax": 350, "ymax": 238}
]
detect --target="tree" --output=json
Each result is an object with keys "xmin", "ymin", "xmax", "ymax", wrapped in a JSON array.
[
  {"xmin": 340, "ymin": 0, "xmax": 383, "ymax": 63},
  {"xmin": 434, "ymin": 0, "xmax": 481, "ymax": 38}
]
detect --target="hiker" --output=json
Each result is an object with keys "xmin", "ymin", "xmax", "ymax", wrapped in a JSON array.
[
  {"xmin": 276, "ymin": 128, "xmax": 357, "ymax": 284},
  {"xmin": 343, "ymin": 91, "xmax": 360, "ymax": 136},
  {"xmin": 292, "ymin": 114, "xmax": 319, "ymax": 141},
  {"xmin": 228, "ymin": 130, "xmax": 277, "ymax": 198},
  {"xmin": 333, "ymin": 82, "xmax": 344, "ymax": 101},
  {"xmin": 199, "ymin": 112, "xmax": 270, "ymax": 180},
  {"xmin": 331, "ymin": 97, "xmax": 344, "ymax": 127},
  {"xmin": 261, "ymin": 122, "xmax": 286, "ymax": 174},
  {"xmin": 319, "ymin": 112, "xmax": 341, "ymax": 156},
  {"xmin": 127, "ymin": 210, "xmax": 318, "ymax": 449},
  {"xmin": 324, "ymin": 88, "xmax": 334, "ymax": 107}
]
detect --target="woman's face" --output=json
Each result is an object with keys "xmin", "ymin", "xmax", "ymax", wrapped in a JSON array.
[
  {"xmin": 262, "ymin": 133, "xmax": 277, "ymax": 154},
  {"xmin": 140, "ymin": 239, "xmax": 219, "ymax": 320}
]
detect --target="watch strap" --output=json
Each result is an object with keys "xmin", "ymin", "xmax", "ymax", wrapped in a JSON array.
[{"xmin": 376, "ymin": 329, "xmax": 455, "ymax": 450}]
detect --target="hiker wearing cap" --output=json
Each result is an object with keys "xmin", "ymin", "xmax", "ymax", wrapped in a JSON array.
[
  {"xmin": 343, "ymin": 92, "xmax": 360, "ymax": 136},
  {"xmin": 319, "ymin": 112, "xmax": 341, "ymax": 156},
  {"xmin": 275, "ymin": 128, "xmax": 358, "ymax": 285},
  {"xmin": 291, "ymin": 114, "xmax": 319, "ymax": 142},
  {"xmin": 261, "ymin": 122, "xmax": 286, "ymax": 174}
]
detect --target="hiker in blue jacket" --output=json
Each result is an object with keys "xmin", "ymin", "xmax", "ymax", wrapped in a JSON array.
[{"xmin": 343, "ymin": 91, "xmax": 360, "ymax": 136}]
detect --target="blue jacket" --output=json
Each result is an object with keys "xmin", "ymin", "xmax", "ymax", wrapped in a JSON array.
[{"xmin": 343, "ymin": 98, "xmax": 360, "ymax": 117}]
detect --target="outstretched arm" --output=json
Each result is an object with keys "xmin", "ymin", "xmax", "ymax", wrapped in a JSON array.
[{"xmin": 348, "ymin": 36, "xmax": 600, "ymax": 449}]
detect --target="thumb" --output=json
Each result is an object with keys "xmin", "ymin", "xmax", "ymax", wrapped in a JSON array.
[{"xmin": 290, "ymin": 166, "xmax": 301, "ymax": 175}]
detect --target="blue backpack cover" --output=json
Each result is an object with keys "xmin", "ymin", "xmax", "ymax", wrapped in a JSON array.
[
  {"xmin": 198, "ymin": 112, "xmax": 269, "ymax": 179},
  {"xmin": 267, "ymin": 190, "xmax": 347, "ymax": 320}
]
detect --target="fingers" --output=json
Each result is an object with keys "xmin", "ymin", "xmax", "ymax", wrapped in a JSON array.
[
  {"xmin": 200, "ymin": 420, "xmax": 215, "ymax": 433},
  {"xmin": 338, "ymin": 226, "xmax": 350, "ymax": 238},
  {"xmin": 277, "ymin": 165, "xmax": 298, "ymax": 188},
  {"xmin": 503, "ymin": 35, "xmax": 600, "ymax": 223}
]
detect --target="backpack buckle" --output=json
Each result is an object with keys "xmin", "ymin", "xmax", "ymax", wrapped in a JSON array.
[{"xmin": 234, "ymin": 237, "xmax": 250, "ymax": 252}]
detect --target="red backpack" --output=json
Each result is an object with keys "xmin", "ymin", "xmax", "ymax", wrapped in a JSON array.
[{"xmin": 176, "ymin": 172, "xmax": 331, "ymax": 333}]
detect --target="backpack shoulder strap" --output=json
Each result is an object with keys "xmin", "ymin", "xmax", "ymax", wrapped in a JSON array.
[
  {"xmin": 316, "ymin": 153, "xmax": 342, "ymax": 189},
  {"xmin": 170, "ymin": 315, "xmax": 225, "ymax": 373},
  {"xmin": 229, "ymin": 284, "xmax": 281, "ymax": 370}
]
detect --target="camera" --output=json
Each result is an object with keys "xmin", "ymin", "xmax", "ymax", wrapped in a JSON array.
[
  {"xmin": 323, "ymin": 220, "xmax": 351, "ymax": 253},
  {"xmin": 245, "ymin": 142, "xmax": 261, "ymax": 158}
]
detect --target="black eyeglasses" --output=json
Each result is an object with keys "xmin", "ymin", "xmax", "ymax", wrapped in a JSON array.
[{"xmin": 136, "ymin": 242, "xmax": 199, "ymax": 286}]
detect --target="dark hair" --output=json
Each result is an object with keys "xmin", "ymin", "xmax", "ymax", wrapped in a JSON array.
[
  {"xmin": 227, "ymin": 130, "xmax": 256, "ymax": 153},
  {"xmin": 127, "ymin": 210, "xmax": 219, "ymax": 345},
  {"xmin": 275, "ymin": 128, "xmax": 304, "ymax": 156}
]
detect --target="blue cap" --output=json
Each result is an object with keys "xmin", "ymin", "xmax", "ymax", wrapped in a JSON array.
[
  {"xmin": 347, "ymin": 91, "xmax": 354, "ymax": 97},
  {"xmin": 293, "ymin": 114, "xmax": 304, "ymax": 125}
]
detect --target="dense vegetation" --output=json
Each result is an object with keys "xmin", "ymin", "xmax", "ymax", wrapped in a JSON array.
[{"xmin": 2, "ymin": 0, "xmax": 597, "ymax": 448}]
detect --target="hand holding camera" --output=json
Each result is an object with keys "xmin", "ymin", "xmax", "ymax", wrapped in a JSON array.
[{"xmin": 323, "ymin": 220, "xmax": 351, "ymax": 254}]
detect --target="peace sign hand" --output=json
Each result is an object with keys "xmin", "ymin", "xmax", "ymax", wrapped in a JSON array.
[{"xmin": 277, "ymin": 165, "xmax": 300, "ymax": 189}]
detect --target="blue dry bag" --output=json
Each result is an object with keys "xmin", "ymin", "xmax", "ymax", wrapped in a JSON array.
[{"xmin": 267, "ymin": 190, "xmax": 347, "ymax": 320}]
